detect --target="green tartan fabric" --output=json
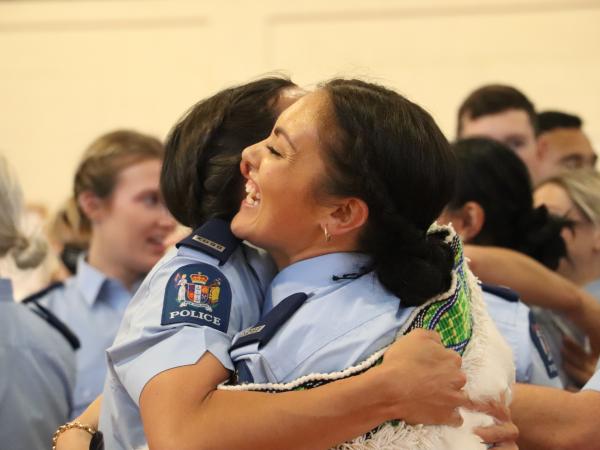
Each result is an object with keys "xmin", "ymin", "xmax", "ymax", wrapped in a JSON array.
[{"xmin": 403, "ymin": 229, "xmax": 473, "ymax": 355}]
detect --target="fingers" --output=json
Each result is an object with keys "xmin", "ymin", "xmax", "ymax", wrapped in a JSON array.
[
  {"xmin": 470, "ymin": 399, "xmax": 510, "ymax": 422},
  {"xmin": 474, "ymin": 421, "xmax": 519, "ymax": 446},
  {"xmin": 409, "ymin": 328, "xmax": 443, "ymax": 344}
]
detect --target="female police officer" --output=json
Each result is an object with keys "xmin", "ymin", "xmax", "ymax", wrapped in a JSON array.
[
  {"xmin": 56, "ymin": 78, "xmax": 515, "ymax": 450},
  {"xmin": 33, "ymin": 130, "xmax": 177, "ymax": 418}
]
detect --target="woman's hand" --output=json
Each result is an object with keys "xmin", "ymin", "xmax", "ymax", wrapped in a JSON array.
[{"xmin": 377, "ymin": 329, "xmax": 468, "ymax": 426}]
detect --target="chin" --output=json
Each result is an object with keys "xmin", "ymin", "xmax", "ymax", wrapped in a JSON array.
[{"xmin": 230, "ymin": 217, "xmax": 250, "ymax": 241}]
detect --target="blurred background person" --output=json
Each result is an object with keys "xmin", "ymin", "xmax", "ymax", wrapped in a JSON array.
[
  {"xmin": 438, "ymin": 137, "xmax": 567, "ymax": 388},
  {"xmin": 0, "ymin": 153, "xmax": 77, "ymax": 450},
  {"xmin": 534, "ymin": 168, "xmax": 600, "ymax": 386},
  {"xmin": 29, "ymin": 130, "xmax": 176, "ymax": 418},
  {"xmin": 536, "ymin": 111, "xmax": 597, "ymax": 173},
  {"xmin": 456, "ymin": 84, "xmax": 542, "ymax": 184}
]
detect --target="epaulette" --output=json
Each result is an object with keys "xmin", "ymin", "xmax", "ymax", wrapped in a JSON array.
[
  {"xmin": 230, "ymin": 293, "xmax": 308, "ymax": 351},
  {"xmin": 481, "ymin": 283, "xmax": 520, "ymax": 303},
  {"xmin": 176, "ymin": 218, "xmax": 241, "ymax": 266},
  {"xmin": 22, "ymin": 282, "xmax": 80, "ymax": 351},
  {"xmin": 21, "ymin": 281, "xmax": 64, "ymax": 304}
]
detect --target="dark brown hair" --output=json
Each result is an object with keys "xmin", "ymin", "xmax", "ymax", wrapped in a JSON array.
[{"xmin": 161, "ymin": 76, "xmax": 296, "ymax": 228}]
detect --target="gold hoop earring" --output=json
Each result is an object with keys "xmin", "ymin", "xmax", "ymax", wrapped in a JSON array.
[{"xmin": 322, "ymin": 224, "xmax": 331, "ymax": 242}]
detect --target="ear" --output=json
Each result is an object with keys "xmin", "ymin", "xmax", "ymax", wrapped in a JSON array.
[
  {"xmin": 322, "ymin": 197, "xmax": 369, "ymax": 238},
  {"xmin": 455, "ymin": 201, "xmax": 485, "ymax": 242},
  {"xmin": 592, "ymin": 227, "xmax": 600, "ymax": 252},
  {"xmin": 536, "ymin": 135, "xmax": 549, "ymax": 159},
  {"xmin": 77, "ymin": 191, "xmax": 107, "ymax": 225}
]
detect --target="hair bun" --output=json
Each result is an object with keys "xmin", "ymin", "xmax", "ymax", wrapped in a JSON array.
[
  {"xmin": 11, "ymin": 233, "xmax": 48, "ymax": 269},
  {"xmin": 514, "ymin": 205, "xmax": 568, "ymax": 270},
  {"xmin": 364, "ymin": 214, "xmax": 454, "ymax": 307}
]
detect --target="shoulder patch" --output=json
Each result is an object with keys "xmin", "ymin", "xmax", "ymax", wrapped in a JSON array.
[
  {"xmin": 529, "ymin": 310, "xmax": 559, "ymax": 378},
  {"xmin": 177, "ymin": 218, "xmax": 241, "ymax": 266},
  {"xmin": 481, "ymin": 283, "xmax": 520, "ymax": 303},
  {"xmin": 161, "ymin": 263, "xmax": 231, "ymax": 332}
]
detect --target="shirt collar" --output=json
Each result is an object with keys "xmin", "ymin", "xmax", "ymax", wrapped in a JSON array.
[
  {"xmin": 265, "ymin": 252, "xmax": 371, "ymax": 312},
  {"xmin": 0, "ymin": 278, "xmax": 14, "ymax": 303},
  {"xmin": 75, "ymin": 255, "xmax": 109, "ymax": 307}
]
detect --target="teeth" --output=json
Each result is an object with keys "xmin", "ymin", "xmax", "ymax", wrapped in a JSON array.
[{"xmin": 244, "ymin": 180, "xmax": 260, "ymax": 205}]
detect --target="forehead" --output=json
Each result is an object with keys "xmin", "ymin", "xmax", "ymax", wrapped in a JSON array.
[
  {"xmin": 542, "ymin": 128, "xmax": 595, "ymax": 156},
  {"xmin": 271, "ymin": 86, "xmax": 308, "ymax": 116},
  {"xmin": 114, "ymin": 158, "xmax": 161, "ymax": 190},
  {"xmin": 461, "ymin": 109, "xmax": 534, "ymax": 140},
  {"xmin": 534, "ymin": 182, "xmax": 574, "ymax": 215},
  {"xmin": 275, "ymin": 90, "xmax": 331, "ymax": 141}
]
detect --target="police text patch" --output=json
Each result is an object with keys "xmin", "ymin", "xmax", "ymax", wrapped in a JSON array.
[{"xmin": 161, "ymin": 263, "xmax": 231, "ymax": 332}]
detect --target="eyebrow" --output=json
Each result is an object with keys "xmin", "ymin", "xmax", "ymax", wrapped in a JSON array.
[{"xmin": 274, "ymin": 126, "xmax": 297, "ymax": 153}]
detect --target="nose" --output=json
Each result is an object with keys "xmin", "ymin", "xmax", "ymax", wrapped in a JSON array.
[
  {"xmin": 240, "ymin": 143, "xmax": 260, "ymax": 179},
  {"xmin": 158, "ymin": 204, "xmax": 177, "ymax": 231}
]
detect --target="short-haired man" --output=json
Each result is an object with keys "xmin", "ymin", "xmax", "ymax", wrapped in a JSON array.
[
  {"xmin": 457, "ymin": 84, "xmax": 542, "ymax": 181},
  {"xmin": 536, "ymin": 110, "xmax": 597, "ymax": 177}
]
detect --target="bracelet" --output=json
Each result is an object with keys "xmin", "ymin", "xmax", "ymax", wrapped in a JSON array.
[{"xmin": 52, "ymin": 421, "xmax": 97, "ymax": 450}]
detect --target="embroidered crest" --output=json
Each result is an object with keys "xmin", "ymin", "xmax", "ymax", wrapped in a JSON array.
[{"xmin": 161, "ymin": 263, "xmax": 231, "ymax": 332}]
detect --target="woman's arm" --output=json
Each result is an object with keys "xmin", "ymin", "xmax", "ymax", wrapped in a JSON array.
[
  {"xmin": 512, "ymin": 383, "xmax": 600, "ymax": 450},
  {"xmin": 464, "ymin": 245, "xmax": 581, "ymax": 312},
  {"xmin": 140, "ymin": 329, "xmax": 468, "ymax": 450},
  {"xmin": 54, "ymin": 397, "xmax": 101, "ymax": 450},
  {"xmin": 465, "ymin": 245, "xmax": 600, "ymax": 353}
]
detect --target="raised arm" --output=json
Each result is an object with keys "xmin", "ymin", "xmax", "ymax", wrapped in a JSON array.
[
  {"xmin": 464, "ymin": 245, "xmax": 581, "ymax": 312},
  {"xmin": 140, "ymin": 329, "xmax": 467, "ymax": 450},
  {"xmin": 465, "ymin": 245, "xmax": 600, "ymax": 353}
]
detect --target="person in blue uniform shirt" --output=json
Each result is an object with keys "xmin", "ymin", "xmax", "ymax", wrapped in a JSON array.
[
  {"xmin": 55, "ymin": 78, "xmax": 516, "ymax": 450},
  {"xmin": 0, "ymin": 154, "xmax": 77, "ymax": 450},
  {"xmin": 438, "ymin": 137, "xmax": 567, "ymax": 388},
  {"xmin": 31, "ymin": 130, "xmax": 177, "ymax": 418}
]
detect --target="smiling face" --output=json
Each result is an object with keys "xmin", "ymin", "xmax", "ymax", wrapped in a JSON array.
[
  {"xmin": 534, "ymin": 181, "xmax": 598, "ymax": 284},
  {"xmin": 94, "ymin": 158, "xmax": 176, "ymax": 278},
  {"xmin": 231, "ymin": 90, "xmax": 340, "ymax": 268}
]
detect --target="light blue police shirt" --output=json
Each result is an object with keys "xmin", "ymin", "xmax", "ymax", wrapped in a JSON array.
[
  {"xmin": 0, "ymin": 278, "xmax": 76, "ymax": 450},
  {"xmin": 37, "ymin": 256, "xmax": 138, "ymax": 418},
  {"xmin": 583, "ymin": 361, "xmax": 600, "ymax": 391},
  {"xmin": 230, "ymin": 252, "xmax": 415, "ymax": 384},
  {"xmin": 584, "ymin": 278, "xmax": 600, "ymax": 303},
  {"xmin": 99, "ymin": 242, "xmax": 271, "ymax": 450},
  {"xmin": 483, "ymin": 291, "xmax": 562, "ymax": 388},
  {"xmin": 531, "ymin": 306, "xmax": 586, "ymax": 389}
]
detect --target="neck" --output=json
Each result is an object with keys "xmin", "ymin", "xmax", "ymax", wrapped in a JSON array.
[
  {"xmin": 270, "ymin": 236, "xmax": 360, "ymax": 270},
  {"xmin": 87, "ymin": 235, "xmax": 139, "ymax": 291}
]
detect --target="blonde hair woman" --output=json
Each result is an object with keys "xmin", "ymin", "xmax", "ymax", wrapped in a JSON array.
[{"xmin": 30, "ymin": 130, "xmax": 176, "ymax": 418}]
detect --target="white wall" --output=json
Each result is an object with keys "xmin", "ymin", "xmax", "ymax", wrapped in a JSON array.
[{"xmin": 1, "ymin": 0, "xmax": 599, "ymax": 211}]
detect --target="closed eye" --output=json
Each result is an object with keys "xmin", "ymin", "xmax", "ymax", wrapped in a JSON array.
[{"xmin": 267, "ymin": 145, "xmax": 282, "ymax": 157}]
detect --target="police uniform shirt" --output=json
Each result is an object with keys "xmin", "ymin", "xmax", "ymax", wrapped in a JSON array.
[
  {"xmin": 483, "ymin": 290, "xmax": 562, "ymax": 388},
  {"xmin": 584, "ymin": 278, "xmax": 600, "ymax": 303},
  {"xmin": 531, "ymin": 306, "xmax": 586, "ymax": 389},
  {"xmin": 0, "ymin": 278, "xmax": 76, "ymax": 450},
  {"xmin": 99, "ymin": 231, "xmax": 270, "ymax": 450},
  {"xmin": 230, "ymin": 252, "xmax": 415, "ymax": 384},
  {"xmin": 583, "ymin": 361, "xmax": 600, "ymax": 391},
  {"xmin": 35, "ymin": 256, "xmax": 137, "ymax": 418}
]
